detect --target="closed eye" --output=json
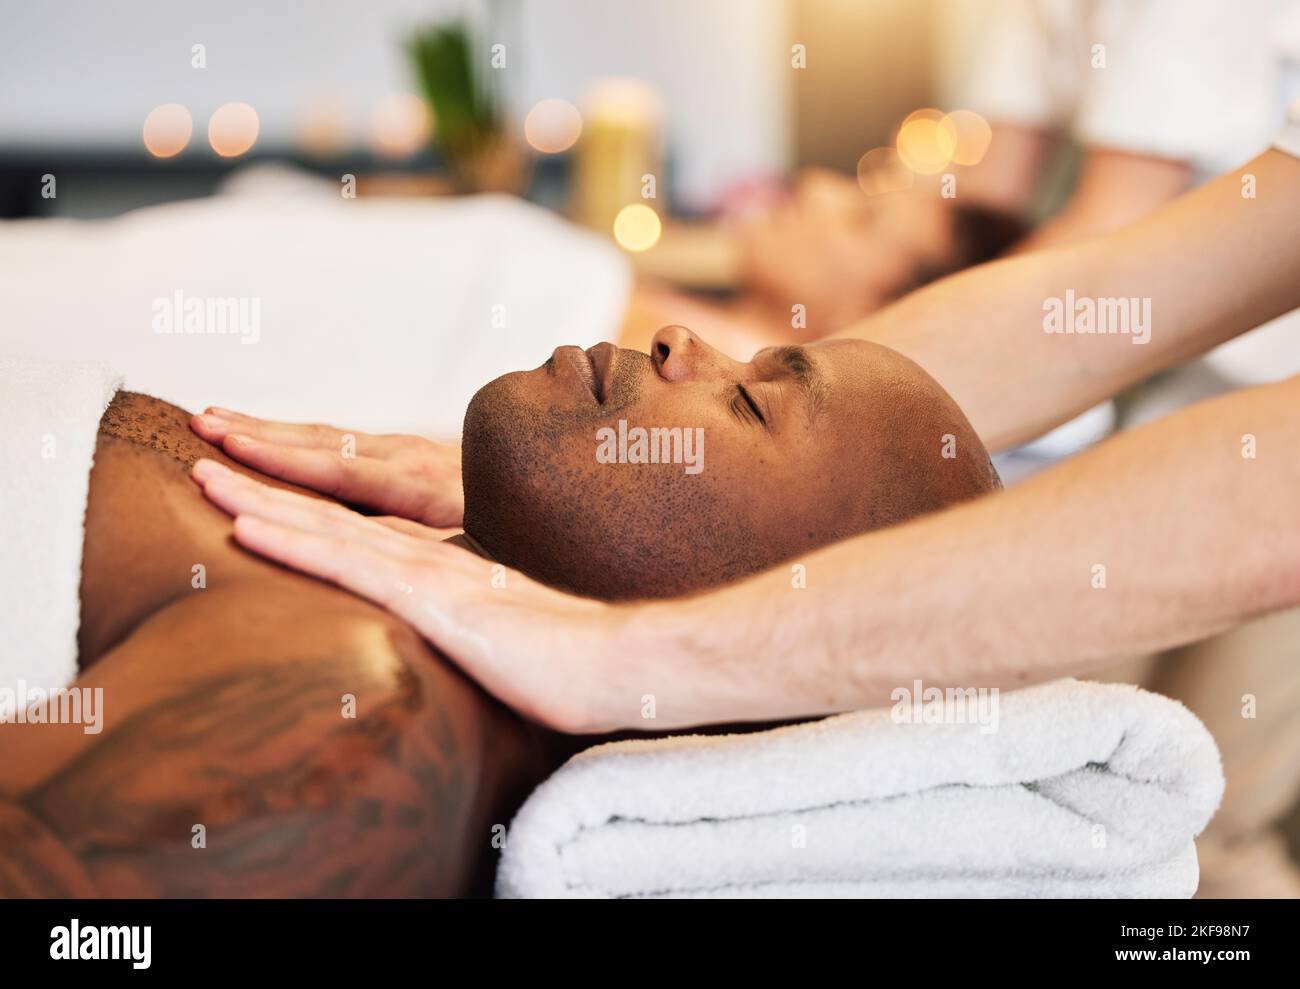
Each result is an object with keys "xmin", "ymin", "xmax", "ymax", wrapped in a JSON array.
[{"xmin": 733, "ymin": 384, "xmax": 767, "ymax": 427}]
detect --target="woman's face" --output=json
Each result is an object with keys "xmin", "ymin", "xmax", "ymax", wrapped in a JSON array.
[{"xmin": 461, "ymin": 326, "xmax": 998, "ymax": 599}]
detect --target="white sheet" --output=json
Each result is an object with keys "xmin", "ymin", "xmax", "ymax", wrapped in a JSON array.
[
  {"xmin": 0, "ymin": 189, "xmax": 630, "ymax": 437},
  {"xmin": 0, "ymin": 360, "xmax": 120, "ymax": 710}
]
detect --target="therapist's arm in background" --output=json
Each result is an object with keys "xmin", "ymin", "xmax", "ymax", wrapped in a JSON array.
[
  {"xmin": 1006, "ymin": 146, "xmax": 1190, "ymax": 254},
  {"xmin": 740, "ymin": 123, "xmax": 1191, "ymax": 341},
  {"xmin": 852, "ymin": 152, "xmax": 1284, "ymax": 451},
  {"xmin": 195, "ymin": 150, "xmax": 1300, "ymax": 734}
]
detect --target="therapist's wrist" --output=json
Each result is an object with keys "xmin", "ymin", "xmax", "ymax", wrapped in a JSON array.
[
  {"xmin": 580, "ymin": 596, "xmax": 698, "ymax": 732},
  {"xmin": 600, "ymin": 576, "xmax": 810, "ymax": 731},
  {"xmin": 580, "ymin": 592, "xmax": 725, "ymax": 732}
]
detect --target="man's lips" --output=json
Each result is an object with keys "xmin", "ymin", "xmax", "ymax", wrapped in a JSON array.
[
  {"xmin": 557, "ymin": 343, "xmax": 617, "ymax": 403},
  {"xmin": 588, "ymin": 342, "xmax": 617, "ymax": 403}
]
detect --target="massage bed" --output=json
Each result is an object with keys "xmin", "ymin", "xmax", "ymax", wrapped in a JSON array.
[{"xmin": 0, "ymin": 181, "xmax": 1224, "ymax": 897}]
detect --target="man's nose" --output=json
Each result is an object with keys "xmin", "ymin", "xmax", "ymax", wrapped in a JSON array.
[{"xmin": 650, "ymin": 325, "xmax": 741, "ymax": 383}]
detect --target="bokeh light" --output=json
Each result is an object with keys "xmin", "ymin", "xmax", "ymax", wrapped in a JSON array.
[
  {"xmin": 142, "ymin": 103, "xmax": 193, "ymax": 158},
  {"xmin": 895, "ymin": 108, "xmax": 957, "ymax": 175},
  {"xmin": 369, "ymin": 93, "xmax": 431, "ymax": 159},
  {"xmin": 524, "ymin": 98, "xmax": 583, "ymax": 154},
  {"xmin": 942, "ymin": 109, "xmax": 992, "ymax": 166},
  {"xmin": 584, "ymin": 77, "xmax": 665, "ymax": 126},
  {"xmin": 612, "ymin": 203, "xmax": 662, "ymax": 252},
  {"xmin": 297, "ymin": 94, "xmax": 350, "ymax": 157},
  {"xmin": 208, "ymin": 102, "xmax": 260, "ymax": 157},
  {"xmin": 856, "ymin": 147, "xmax": 915, "ymax": 196}
]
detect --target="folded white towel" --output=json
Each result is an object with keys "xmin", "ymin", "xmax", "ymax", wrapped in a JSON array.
[
  {"xmin": 0, "ymin": 360, "xmax": 120, "ymax": 716},
  {"xmin": 496, "ymin": 679, "xmax": 1224, "ymax": 898}
]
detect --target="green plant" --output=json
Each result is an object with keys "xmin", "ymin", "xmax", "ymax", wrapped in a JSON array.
[{"xmin": 407, "ymin": 22, "xmax": 499, "ymax": 166}]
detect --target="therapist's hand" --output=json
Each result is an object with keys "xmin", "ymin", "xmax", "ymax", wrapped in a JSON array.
[
  {"xmin": 191, "ymin": 458, "xmax": 619, "ymax": 732},
  {"xmin": 191, "ymin": 408, "xmax": 464, "ymax": 528}
]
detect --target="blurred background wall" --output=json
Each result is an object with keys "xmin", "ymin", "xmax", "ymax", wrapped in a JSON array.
[
  {"xmin": 0, "ymin": 0, "xmax": 971, "ymax": 220},
  {"xmin": 791, "ymin": 0, "xmax": 937, "ymax": 173},
  {"xmin": 0, "ymin": 0, "xmax": 805, "ymax": 217}
]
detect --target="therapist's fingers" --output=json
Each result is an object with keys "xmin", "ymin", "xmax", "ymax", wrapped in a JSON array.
[
  {"xmin": 231, "ymin": 514, "xmax": 421, "ymax": 609},
  {"xmin": 194, "ymin": 457, "xmax": 357, "ymax": 526},
  {"xmin": 218, "ymin": 435, "xmax": 427, "ymax": 510},
  {"xmin": 370, "ymin": 516, "xmax": 461, "ymax": 542},
  {"xmin": 231, "ymin": 513, "xmax": 487, "ymax": 632},
  {"xmin": 230, "ymin": 510, "xmax": 608, "ymax": 731},
  {"xmin": 201, "ymin": 459, "xmax": 617, "ymax": 732},
  {"xmin": 192, "ymin": 409, "xmax": 385, "ymax": 454},
  {"xmin": 191, "ymin": 414, "xmax": 464, "ymax": 528},
  {"xmin": 203, "ymin": 432, "xmax": 453, "ymax": 525},
  {"xmin": 194, "ymin": 459, "xmax": 418, "ymax": 554},
  {"xmin": 196, "ymin": 408, "xmax": 356, "ymax": 446}
]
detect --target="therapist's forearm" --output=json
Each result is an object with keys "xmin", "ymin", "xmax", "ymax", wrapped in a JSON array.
[
  {"xmin": 620, "ymin": 375, "xmax": 1300, "ymax": 730},
  {"xmin": 850, "ymin": 151, "xmax": 1300, "ymax": 451},
  {"xmin": 1009, "ymin": 148, "xmax": 1191, "ymax": 256}
]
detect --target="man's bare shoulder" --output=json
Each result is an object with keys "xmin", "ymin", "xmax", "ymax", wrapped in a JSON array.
[
  {"xmin": 98, "ymin": 391, "xmax": 320, "ymax": 499},
  {"xmin": 80, "ymin": 391, "xmax": 335, "ymax": 663},
  {"xmin": 98, "ymin": 391, "xmax": 210, "ymax": 469}
]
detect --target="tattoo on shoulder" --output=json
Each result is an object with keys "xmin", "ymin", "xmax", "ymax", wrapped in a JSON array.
[{"xmin": 10, "ymin": 654, "xmax": 477, "ymax": 897}]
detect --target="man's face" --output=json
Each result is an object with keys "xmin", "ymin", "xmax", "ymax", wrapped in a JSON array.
[{"xmin": 462, "ymin": 326, "xmax": 997, "ymax": 599}]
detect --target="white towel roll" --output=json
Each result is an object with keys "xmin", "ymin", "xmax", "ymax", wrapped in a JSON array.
[{"xmin": 497, "ymin": 679, "xmax": 1223, "ymax": 898}]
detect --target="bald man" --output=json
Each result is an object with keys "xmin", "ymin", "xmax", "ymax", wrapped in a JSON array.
[{"xmin": 1, "ymin": 330, "xmax": 997, "ymax": 896}]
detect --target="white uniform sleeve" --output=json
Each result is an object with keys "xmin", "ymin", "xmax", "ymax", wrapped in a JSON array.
[
  {"xmin": 1075, "ymin": 0, "xmax": 1280, "ymax": 178},
  {"xmin": 952, "ymin": 0, "xmax": 1076, "ymax": 129},
  {"xmin": 1275, "ymin": 97, "xmax": 1300, "ymax": 158}
]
